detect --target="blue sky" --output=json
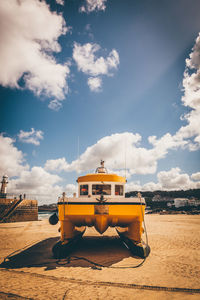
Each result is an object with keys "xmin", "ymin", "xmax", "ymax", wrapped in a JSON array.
[{"xmin": 0, "ymin": 0, "xmax": 200, "ymax": 203}]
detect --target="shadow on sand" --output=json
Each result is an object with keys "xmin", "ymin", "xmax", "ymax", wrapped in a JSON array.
[{"xmin": 0, "ymin": 236, "xmax": 136, "ymax": 270}]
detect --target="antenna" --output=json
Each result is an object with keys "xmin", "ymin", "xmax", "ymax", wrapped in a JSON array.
[
  {"xmin": 77, "ymin": 136, "xmax": 80, "ymax": 161},
  {"xmin": 77, "ymin": 136, "xmax": 80, "ymax": 174},
  {"xmin": 76, "ymin": 136, "xmax": 80, "ymax": 195},
  {"xmin": 124, "ymin": 139, "xmax": 127, "ymax": 179}
]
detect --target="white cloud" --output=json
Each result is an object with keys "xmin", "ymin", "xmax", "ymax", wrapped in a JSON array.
[
  {"xmin": 0, "ymin": 0, "xmax": 70, "ymax": 104},
  {"xmin": 106, "ymin": 168, "xmax": 132, "ymax": 179},
  {"xmin": 126, "ymin": 168, "xmax": 200, "ymax": 192},
  {"xmin": 0, "ymin": 134, "xmax": 28, "ymax": 178},
  {"xmin": 9, "ymin": 166, "xmax": 63, "ymax": 204},
  {"xmin": 48, "ymin": 99, "xmax": 63, "ymax": 111},
  {"xmin": 73, "ymin": 42, "xmax": 119, "ymax": 91},
  {"xmin": 157, "ymin": 168, "xmax": 191, "ymax": 190},
  {"xmin": 175, "ymin": 110, "xmax": 200, "ymax": 151},
  {"xmin": 156, "ymin": 168, "xmax": 200, "ymax": 190},
  {"xmin": 8, "ymin": 166, "xmax": 78, "ymax": 204},
  {"xmin": 191, "ymin": 172, "xmax": 200, "ymax": 181},
  {"xmin": 186, "ymin": 33, "xmax": 200, "ymax": 70},
  {"xmin": 45, "ymin": 157, "xmax": 69, "ymax": 172},
  {"xmin": 65, "ymin": 184, "xmax": 77, "ymax": 196},
  {"xmin": 126, "ymin": 181, "xmax": 143, "ymax": 192},
  {"xmin": 174, "ymin": 34, "xmax": 200, "ymax": 150},
  {"xmin": 142, "ymin": 182, "xmax": 161, "ymax": 192},
  {"xmin": 18, "ymin": 128, "xmax": 44, "ymax": 146},
  {"xmin": 73, "ymin": 43, "xmax": 119, "ymax": 76},
  {"xmin": 182, "ymin": 71, "xmax": 200, "ymax": 110},
  {"xmin": 55, "ymin": 0, "xmax": 64, "ymax": 5},
  {"xmin": 9, "ymin": 166, "xmax": 61, "ymax": 191},
  {"xmin": 45, "ymin": 132, "xmax": 161, "ymax": 175},
  {"xmin": 148, "ymin": 132, "xmax": 189, "ymax": 163},
  {"xmin": 79, "ymin": 0, "xmax": 107, "ymax": 13},
  {"xmin": 87, "ymin": 77, "xmax": 102, "ymax": 92}
]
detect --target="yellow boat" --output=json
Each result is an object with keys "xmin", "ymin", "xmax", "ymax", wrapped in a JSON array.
[{"xmin": 49, "ymin": 161, "xmax": 150, "ymax": 259}]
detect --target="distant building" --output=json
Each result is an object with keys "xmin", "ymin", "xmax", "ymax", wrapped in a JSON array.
[
  {"xmin": 152, "ymin": 195, "xmax": 173, "ymax": 202},
  {"xmin": 188, "ymin": 198, "xmax": 200, "ymax": 206},
  {"xmin": 152, "ymin": 195, "xmax": 161, "ymax": 202},
  {"xmin": 174, "ymin": 197, "xmax": 200, "ymax": 208},
  {"xmin": 174, "ymin": 198, "xmax": 189, "ymax": 208}
]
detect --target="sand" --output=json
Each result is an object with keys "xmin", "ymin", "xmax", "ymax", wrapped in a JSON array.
[{"xmin": 0, "ymin": 214, "xmax": 200, "ymax": 299}]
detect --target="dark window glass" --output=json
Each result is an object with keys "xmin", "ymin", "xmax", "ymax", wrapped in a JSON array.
[
  {"xmin": 80, "ymin": 185, "xmax": 88, "ymax": 196},
  {"xmin": 115, "ymin": 185, "xmax": 123, "ymax": 196},
  {"xmin": 92, "ymin": 184, "xmax": 111, "ymax": 195}
]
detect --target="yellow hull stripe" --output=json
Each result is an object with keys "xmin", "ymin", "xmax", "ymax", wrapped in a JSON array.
[{"xmin": 58, "ymin": 204, "xmax": 145, "ymax": 218}]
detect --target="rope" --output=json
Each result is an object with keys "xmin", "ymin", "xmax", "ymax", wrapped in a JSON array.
[
  {"xmin": 56, "ymin": 254, "xmax": 146, "ymax": 270},
  {"xmin": 138, "ymin": 192, "xmax": 149, "ymax": 246}
]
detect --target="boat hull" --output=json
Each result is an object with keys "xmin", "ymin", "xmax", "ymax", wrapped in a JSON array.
[{"xmin": 58, "ymin": 200, "xmax": 145, "ymax": 244}]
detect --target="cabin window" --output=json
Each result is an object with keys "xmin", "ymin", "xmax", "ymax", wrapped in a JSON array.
[
  {"xmin": 115, "ymin": 185, "xmax": 124, "ymax": 196},
  {"xmin": 80, "ymin": 185, "xmax": 88, "ymax": 196},
  {"xmin": 92, "ymin": 184, "xmax": 111, "ymax": 195}
]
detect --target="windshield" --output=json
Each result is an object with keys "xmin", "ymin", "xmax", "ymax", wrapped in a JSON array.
[
  {"xmin": 92, "ymin": 184, "xmax": 111, "ymax": 195},
  {"xmin": 115, "ymin": 185, "xmax": 124, "ymax": 196},
  {"xmin": 80, "ymin": 184, "xmax": 88, "ymax": 196}
]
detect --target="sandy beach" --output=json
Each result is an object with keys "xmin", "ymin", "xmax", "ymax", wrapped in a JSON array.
[{"xmin": 0, "ymin": 214, "xmax": 200, "ymax": 299}]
